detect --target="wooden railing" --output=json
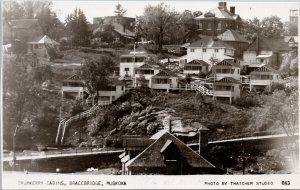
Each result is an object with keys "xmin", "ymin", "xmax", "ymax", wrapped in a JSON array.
[{"xmin": 56, "ymin": 102, "xmax": 110, "ymax": 144}]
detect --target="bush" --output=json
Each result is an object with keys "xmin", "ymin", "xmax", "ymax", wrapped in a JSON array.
[
  {"xmin": 235, "ymin": 96, "xmax": 261, "ymax": 108},
  {"xmin": 111, "ymin": 42, "xmax": 125, "ymax": 49},
  {"xmin": 270, "ymin": 82, "xmax": 285, "ymax": 92}
]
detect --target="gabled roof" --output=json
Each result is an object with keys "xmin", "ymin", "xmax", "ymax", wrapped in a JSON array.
[
  {"xmin": 185, "ymin": 59, "xmax": 210, "ymax": 66},
  {"xmin": 247, "ymin": 35, "xmax": 292, "ymax": 52},
  {"xmin": 215, "ymin": 77, "xmax": 240, "ymax": 84},
  {"xmin": 215, "ymin": 59, "xmax": 240, "ymax": 67},
  {"xmin": 126, "ymin": 132, "xmax": 215, "ymax": 168},
  {"xmin": 196, "ymin": 7, "xmax": 241, "ymax": 21},
  {"xmin": 187, "ymin": 36, "xmax": 235, "ymax": 49},
  {"xmin": 9, "ymin": 19, "xmax": 39, "ymax": 29},
  {"xmin": 112, "ymin": 22, "xmax": 135, "ymax": 38},
  {"xmin": 137, "ymin": 63, "xmax": 163, "ymax": 70},
  {"xmin": 250, "ymin": 65, "xmax": 279, "ymax": 74},
  {"xmin": 27, "ymin": 35, "xmax": 60, "ymax": 45},
  {"xmin": 217, "ymin": 30, "xmax": 248, "ymax": 43},
  {"xmin": 152, "ymin": 69, "xmax": 178, "ymax": 78},
  {"xmin": 63, "ymin": 74, "xmax": 84, "ymax": 82}
]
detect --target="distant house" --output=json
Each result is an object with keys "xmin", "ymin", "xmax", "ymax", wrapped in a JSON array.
[
  {"xmin": 151, "ymin": 70, "xmax": 178, "ymax": 92},
  {"xmin": 61, "ymin": 75, "xmax": 125, "ymax": 104},
  {"xmin": 27, "ymin": 35, "xmax": 60, "ymax": 57},
  {"xmin": 243, "ymin": 35, "xmax": 293, "ymax": 69},
  {"xmin": 284, "ymin": 36, "xmax": 298, "ymax": 49},
  {"xmin": 124, "ymin": 131, "xmax": 221, "ymax": 175},
  {"xmin": 97, "ymin": 77, "xmax": 126, "ymax": 104},
  {"xmin": 61, "ymin": 74, "xmax": 85, "ymax": 99},
  {"xmin": 9, "ymin": 19, "xmax": 43, "ymax": 42},
  {"xmin": 183, "ymin": 59, "xmax": 210, "ymax": 75},
  {"xmin": 249, "ymin": 65, "xmax": 280, "ymax": 92},
  {"xmin": 93, "ymin": 16, "xmax": 135, "ymax": 42},
  {"xmin": 8, "ymin": 19, "xmax": 59, "ymax": 57},
  {"xmin": 217, "ymin": 29, "xmax": 249, "ymax": 57},
  {"xmin": 195, "ymin": 2, "xmax": 243, "ymax": 36},
  {"xmin": 134, "ymin": 63, "xmax": 162, "ymax": 88},
  {"xmin": 186, "ymin": 36, "xmax": 235, "ymax": 66}
]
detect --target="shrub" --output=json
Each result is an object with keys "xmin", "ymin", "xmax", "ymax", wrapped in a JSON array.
[
  {"xmin": 235, "ymin": 96, "xmax": 261, "ymax": 108},
  {"xmin": 111, "ymin": 41, "xmax": 125, "ymax": 49},
  {"xmin": 270, "ymin": 82, "xmax": 285, "ymax": 92}
]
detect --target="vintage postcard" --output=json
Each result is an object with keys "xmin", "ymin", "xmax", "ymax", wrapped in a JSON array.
[{"xmin": 1, "ymin": 0, "xmax": 299, "ymax": 189}]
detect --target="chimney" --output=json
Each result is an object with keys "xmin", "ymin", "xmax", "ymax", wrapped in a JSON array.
[
  {"xmin": 230, "ymin": 6, "xmax": 235, "ymax": 15},
  {"xmin": 218, "ymin": 2, "xmax": 227, "ymax": 10},
  {"xmin": 169, "ymin": 118, "xmax": 172, "ymax": 133},
  {"xmin": 256, "ymin": 33, "xmax": 259, "ymax": 55},
  {"xmin": 198, "ymin": 126, "xmax": 209, "ymax": 157}
]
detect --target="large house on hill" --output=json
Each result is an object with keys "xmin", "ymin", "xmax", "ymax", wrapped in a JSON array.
[
  {"xmin": 185, "ymin": 36, "xmax": 235, "ymax": 66},
  {"xmin": 195, "ymin": 2, "xmax": 243, "ymax": 36}
]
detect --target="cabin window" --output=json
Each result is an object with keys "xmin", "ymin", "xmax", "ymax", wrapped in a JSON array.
[
  {"xmin": 217, "ymin": 22, "xmax": 222, "ymax": 30},
  {"xmin": 203, "ymin": 48, "xmax": 206, "ymax": 52},
  {"xmin": 121, "ymin": 86, "xmax": 124, "ymax": 91},
  {"xmin": 215, "ymin": 49, "xmax": 219, "ymax": 53},
  {"xmin": 125, "ymin": 68, "xmax": 129, "ymax": 71},
  {"xmin": 207, "ymin": 23, "xmax": 212, "ymax": 30},
  {"xmin": 190, "ymin": 48, "xmax": 195, "ymax": 52},
  {"xmin": 237, "ymin": 69, "xmax": 239, "ymax": 74}
]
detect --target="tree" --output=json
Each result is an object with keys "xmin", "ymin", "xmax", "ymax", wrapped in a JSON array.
[
  {"xmin": 241, "ymin": 17, "xmax": 261, "ymax": 41},
  {"xmin": 65, "ymin": 8, "xmax": 90, "ymax": 46},
  {"xmin": 137, "ymin": 3, "xmax": 178, "ymax": 52},
  {"xmin": 242, "ymin": 16, "xmax": 284, "ymax": 40},
  {"xmin": 178, "ymin": 10, "xmax": 201, "ymax": 42},
  {"xmin": 114, "ymin": 3, "xmax": 127, "ymax": 17},
  {"xmin": 3, "ymin": 56, "xmax": 42, "ymax": 158},
  {"xmin": 81, "ymin": 56, "xmax": 116, "ymax": 103},
  {"xmin": 251, "ymin": 90, "xmax": 298, "ymax": 165},
  {"xmin": 260, "ymin": 16, "xmax": 284, "ymax": 38}
]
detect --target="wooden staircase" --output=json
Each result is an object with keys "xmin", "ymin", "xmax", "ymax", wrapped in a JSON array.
[{"xmin": 55, "ymin": 101, "xmax": 110, "ymax": 145}]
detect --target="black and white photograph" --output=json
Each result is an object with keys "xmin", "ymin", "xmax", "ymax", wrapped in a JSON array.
[{"xmin": 1, "ymin": 0, "xmax": 299, "ymax": 189}]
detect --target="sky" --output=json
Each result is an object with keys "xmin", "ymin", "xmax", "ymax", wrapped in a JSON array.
[{"xmin": 52, "ymin": 1, "xmax": 299, "ymax": 24}]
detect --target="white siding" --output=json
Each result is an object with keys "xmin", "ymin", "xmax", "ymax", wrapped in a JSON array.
[{"xmin": 186, "ymin": 47, "xmax": 235, "ymax": 66}]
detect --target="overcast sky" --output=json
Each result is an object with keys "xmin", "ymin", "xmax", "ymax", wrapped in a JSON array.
[{"xmin": 52, "ymin": 1, "xmax": 299, "ymax": 24}]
